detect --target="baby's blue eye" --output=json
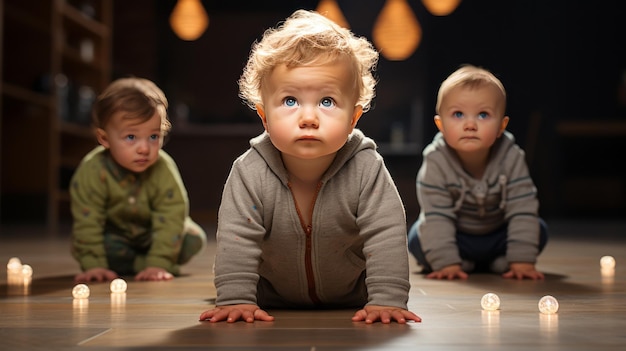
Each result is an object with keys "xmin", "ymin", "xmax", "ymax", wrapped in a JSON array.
[
  {"xmin": 126, "ymin": 135, "xmax": 136, "ymax": 141},
  {"xmin": 150, "ymin": 134, "xmax": 160, "ymax": 141},
  {"xmin": 320, "ymin": 97, "xmax": 334, "ymax": 108},
  {"xmin": 284, "ymin": 97, "xmax": 297, "ymax": 107},
  {"xmin": 478, "ymin": 112, "xmax": 489, "ymax": 119},
  {"xmin": 453, "ymin": 111, "xmax": 463, "ymax": 118}
]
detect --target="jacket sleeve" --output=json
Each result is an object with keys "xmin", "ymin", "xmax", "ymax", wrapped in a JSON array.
[
  {"xmin": 70, "ymin": 158, "xmax": 109, "ymax": 271},
  {"xmin": 213, "ymin": 157, "xmax": 266, "ymax": 306},
  {"xmin": 356, "ymin": 154, "xmax": 411, "ymax": 309},
  {"xmin": 416, "ymin": 156, "xmax": 461, "ymax": 271},
  {"xmin": 145, "ymin": 152, "xmax": 189, "ymax": 273},
  {"xmin": 503, "ymin": 148, "xmax": 540, "ymax": 263}
]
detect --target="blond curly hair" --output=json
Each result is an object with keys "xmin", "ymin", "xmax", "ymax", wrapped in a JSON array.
[{"xmin": 238, "ymin": 9, "xmax": 379, "ymax": 112}]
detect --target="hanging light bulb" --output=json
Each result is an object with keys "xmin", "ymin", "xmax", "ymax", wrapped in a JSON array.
[
  {"xmin": 372, "ymin": 0, "xmax": 422, "ymax": 61},
  {"xmin": 170, "ymin": 0, "xmax": 209, "ymax": 41},
  {"xmin": 422, "ymin": 0, "xmax": 462, "ymax": 16},
  {"xmin": 316, "ymin": 0, "xmax": 350, "ymax": 28}
]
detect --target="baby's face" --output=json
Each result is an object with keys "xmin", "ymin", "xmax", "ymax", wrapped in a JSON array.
[
  {"xmin": 97, "ymin": 112, "xmax": 163, "ymax": 173},
  {"xmin": 257, "ymin": 57, "xmax": 362, "ymax": 163},
  {"xmin": 435, "ymin": 84, "xmax": 508, "ymax": 156}
]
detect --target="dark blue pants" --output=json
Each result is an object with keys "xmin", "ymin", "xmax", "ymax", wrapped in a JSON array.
[{"xmin": 408, "ymin": 218, "xmax": 549, "ymax": 273}]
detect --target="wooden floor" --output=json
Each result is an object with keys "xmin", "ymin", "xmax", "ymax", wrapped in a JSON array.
[{"xmin": 0, "ymin": 219, "xmax": 625, "ymax": 350}]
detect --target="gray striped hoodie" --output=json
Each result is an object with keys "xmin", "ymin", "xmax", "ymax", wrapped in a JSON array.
[{"xmin": 416, "ymin": 131, "xmax": 540, "ymax": 271}]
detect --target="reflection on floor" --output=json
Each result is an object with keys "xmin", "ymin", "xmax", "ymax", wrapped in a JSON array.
[{"xmin": 0, "ymin": 219, "xmax": 625, "ymax": 350}]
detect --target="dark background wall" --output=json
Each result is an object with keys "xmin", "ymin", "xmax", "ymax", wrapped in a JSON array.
[{"xmin": 112, "ymin": 0, "xmax": 626, "ymax": 224}]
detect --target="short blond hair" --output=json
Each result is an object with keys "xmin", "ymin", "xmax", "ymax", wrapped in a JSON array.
[
  {"xmin": 436, "ymin": 65, "xmax": 507, "ymax": 115},
  {"xmin": 238, "ymin": 9, "xmax": 379, "ymax": 112},
  {"xmin": 93, "ymin": 77, "xmax": 171, "ymax": 135}
]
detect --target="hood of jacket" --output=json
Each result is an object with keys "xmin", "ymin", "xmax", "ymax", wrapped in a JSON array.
[
  {"xmin": 423, "ymin": 131, "xmax": 517, "ymax": 214},
  {"xmin": 424, "ymin": 130, "xmax": 516, "ymax": 177},
  {"xmin": 248, "ymin": 128, "xmax": 376, "ymax": 184}
]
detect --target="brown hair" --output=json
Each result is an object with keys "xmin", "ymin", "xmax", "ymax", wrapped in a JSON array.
[{"xmin": 92, "ymin": 77, "xmax": 171, "ymax": 134}]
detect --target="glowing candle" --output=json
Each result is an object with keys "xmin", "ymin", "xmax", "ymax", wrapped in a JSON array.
[
  {"xmin": 538, "ymin": 295, "xmax": 559, "ymax": 314},
  {"xmin": 481, "ymin": 293, "xmax": 500, "ymax": 311},
  {"xmin": 7, "ymin": 257, "xmax": 22, "ymax": 274},
  {"xmin": 600, "ymin": 255, "xmax": 616, "ymax": 269},
  {"xmin": 21, "ymin": 264, "xmax": 33, "ymax": 278},
  {"xmin": 110, "ymin": 278, "xmax": 128, "ymax": 293},
  {"xmin": 72, "ymin": 284, "xmax": 90, "ymax": 299}
]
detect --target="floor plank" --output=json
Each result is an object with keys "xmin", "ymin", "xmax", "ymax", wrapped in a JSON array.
[{"xmin": 0, "ymin": 219, "xmax": 625, "ymax": 350}]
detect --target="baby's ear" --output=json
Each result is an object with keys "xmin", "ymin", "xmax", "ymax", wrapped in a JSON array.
[
  {"xmin": 350, "ymin": 105, "xmax": 363, "ymax": 127},
  {"xmin": 95, "ymin": 128, "xmax": 110, "ymax": 148},
  {"xmin": 498, "ymin": 116, "xmax": 510, "ymax": 137},
  {"xmin": 256, "ymin": 104, "xmax": 268, "ymax": 127},
  {"xmin": 434, "ymin": 115, "xmax": 444, "ymax": 132}
]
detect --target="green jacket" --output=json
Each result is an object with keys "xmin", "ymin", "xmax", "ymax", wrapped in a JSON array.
[{"xmin": 70, "ymin": 146, "xmax": 191, "ymax": 273}]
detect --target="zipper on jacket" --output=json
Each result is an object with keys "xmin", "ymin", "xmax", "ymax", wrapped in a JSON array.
[{"xmin": 288, "ymin": 181, "xmax": 323, "ymax": 305}]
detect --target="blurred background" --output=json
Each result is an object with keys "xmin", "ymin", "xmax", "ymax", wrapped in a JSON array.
[{"xmin": 1, "ymin": 0, "xmax": 625, "ymax": 234}]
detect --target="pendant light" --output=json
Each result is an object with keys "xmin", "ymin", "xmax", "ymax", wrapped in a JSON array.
[
  {"xmin": 372, "ymin": 0, "xmax": 422, "ymax": 61},
  {"xmin": 316, "ymin": 0, "xmax": 350, "ymax": 28},
  {"xmin": 170, "ymin": 0, "xmax": 209, "ymax": 41},
  {"xmin": 422, "ymin": 0, "xmax": 462, "ymax": 16}
]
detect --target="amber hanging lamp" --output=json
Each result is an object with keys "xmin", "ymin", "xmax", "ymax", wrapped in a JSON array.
[
  {"xmin": 372, "ymin": 0, "xmax": 422, "ymax": 61},
  {"xmin": 316, "ymin": 0, "xmax": 350, "ymax": 28},
  {"xmin": 422, "ymin": 0, "xmax": 462, "ymax": 16},
  {"xmin": 170, "ymin": 0, "xmax": 209, "ymax": 41}
]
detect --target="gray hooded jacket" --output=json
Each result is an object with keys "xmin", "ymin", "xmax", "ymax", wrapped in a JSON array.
[
  {"xmin": 214, "ymin": 129, "xmax": 411, "ymax": 309},
  {"xmin": 417, "ymin": 131, "xmax": 540, "ymax": 271}
]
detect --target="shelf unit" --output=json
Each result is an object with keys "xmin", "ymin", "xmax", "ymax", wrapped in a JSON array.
[{"xmin": 0, "ymin": 0, "xmax": 111, "ymax": 230}]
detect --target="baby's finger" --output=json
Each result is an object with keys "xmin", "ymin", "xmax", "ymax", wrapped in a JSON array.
[
  {"xmin": 365, "ymin": 310, "xmax": 380, "ymax": 324},
  {"xmin": 379, "ymin": 310, "xmax": 392, "ymax": 324},
  {"xmin": 390, "ymin": 310, "xmax": 407, "ymax": 324},
  {"xmin": 210, "ymin": 308, "xmax": 231, "ymax": 322},
  {"xmin": 402, "ymin": 310, "xmax": 422, "ymax": 323},
  {"xmin": 199, "ymin": 309, "xmax": 217, "ymax": 321},
  {"xmin": 254, "ymin": 310, "xmax": 275, "ymax": 322},
  {"xmin": 351, "ymin": 309, "xmax": 367, "ymax": 321},
  {"xmin": 242, "ymin": 310, "xmax": 255, "ymax": 323},
  {"xmin": 226, "ymin": 309, "xmax": 242, "ymax": 323}
]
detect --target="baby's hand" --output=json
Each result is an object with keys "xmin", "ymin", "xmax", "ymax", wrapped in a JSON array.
[
  {"xmin": 74, "ymin": 268, "xmax": 118, "ymax": 283},
  {"xmin": 351, "ymin": 305, "xmax": 421, "ymax": 324},
  {"xmin": 199, "ymin": 304, "xmax": 275, "ymax": 323},
  {"xmin": 134, "ymin": 267, "xmax": 173, "ymax": 281},
  {"xmin": 426, "ymin": 264, "xmax": 468, "ymax": 280},
  {"xmin": 502, "ymin": 262, "xmax": 544, "ymax": 280}
]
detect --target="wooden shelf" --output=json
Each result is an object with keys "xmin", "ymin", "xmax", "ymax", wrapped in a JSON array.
[
  {"xmin": 171, "ymin": 123, "xmax": 263, "ymax": 137},
  {"xmin": 60, "ymin": 121, "xmax": 94, "ymax": 138},
  {"xmin": 60, "ymin": 1, "xmax": 110, "ymax": 38},
  {"xmin": 1, "ymin": 82, "xmax": 53, "ymax": 108},
  {"xmin": 2, "ymin": 1, "xmax": 50, "ymax": 34},
  {"xmin": 1, "ymin": 0, "xmax": 111, "ymax": 231},
  {"xmin": 56, "ymin": 189, "xmax": 71, "ymax": 203},
  {"xmin": 556, "ymin": 120, "xmax": 626, "ymax": 137}
]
